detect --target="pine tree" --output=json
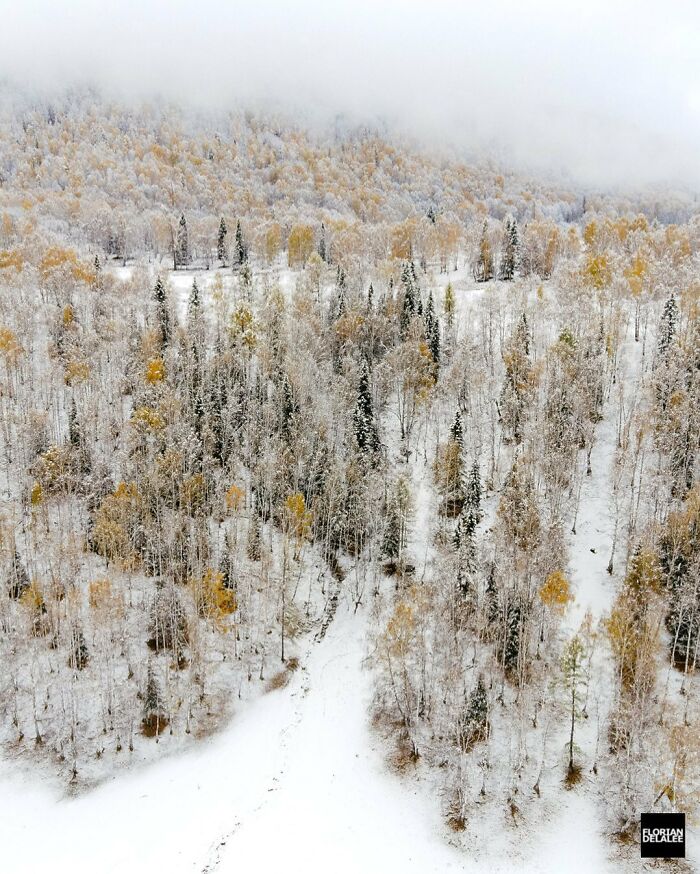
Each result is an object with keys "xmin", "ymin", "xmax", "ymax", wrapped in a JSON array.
[
  {"xmin": 176, "ymin": 214, "xmax": 189, "ymax": 268},
  {"xmin": 353, "ymin": 360, "xmax": 379, "ymax": 455},
  {"xmin": 455, "ymin": 523, "xmax": 477, "ymax": 598},
  {"xmin": 424, "ymin": 291, "xmax": 440, "ymax": 363},
  {"xmin": 502, "ymin": 598, "xmax": 522, "ymax": 677},
  {"xmin": 499, "ymin": 216, "xmax": 518, "ymax": 280},
  {"xmin": 142, "ymin": 662, "xmax": 167, "ymax": 736},
  {"xmin": 188, "ymin": 279, "xmax": 201, "ymax": 322},
  {"xmin": 453, "ymin": 505, "xmax": 476, "ymax": 549},
  {"xmin": 400, "ymin": 261, "xmax": 417, "ymax": 339},
  {"xmin": 153, "ymin": 276, "xmax": 171, "ymax": 345},
  {"xmin": 217, "ymin": 217, "xmax": 228, "ymax": 265},
  {"xmin": 319, "ymin": 222, "xmax": 327, "ymax": 262},
  {"xmin": 381, "ymin": 496, "xmax": 402, "ymax": 561},
  {"xmin": 367, "ymin": 283, "xmax": 374, "ymax": 311},
  {"xmin": 657, "ymin": 294, "xmax": 679, "ymax": 361},
  {"xmin": 465, "ymin": 459, "xmax": 482, "ymax": 523},
  {"xmin": 335, "ymin": 283, "xmax": 347, "ymax": 319},
  {"xmin": 450, "ymin": 411, "xmax": 464, "ymax": 448},
  {"xmin": 68, "ymin": 397, "xmax": 83, "ymax": 448},
  {"xmin": 280, "ymin": 373, "xmax": 298, "ymax": 440},
  {"xmin": 235, "ymin": 220, "xmax": 247, "ymax": 265},
  {"xmin": 458, "ymin": 676, "xmax": 488, "ymax": 749}
]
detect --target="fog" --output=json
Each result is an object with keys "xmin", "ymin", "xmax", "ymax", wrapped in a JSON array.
[{"xmin": 1, "ymin": 0, "xmax": 699, "ymax": 190}]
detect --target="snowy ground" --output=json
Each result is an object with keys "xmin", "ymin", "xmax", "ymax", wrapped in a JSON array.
[
  {"xmin": 1, "ymin": 265, "xmax": 696, "ymax": 872},
  {"xmin": 0, "ymin": 593, "xmax": 629, "ymax": 874}
]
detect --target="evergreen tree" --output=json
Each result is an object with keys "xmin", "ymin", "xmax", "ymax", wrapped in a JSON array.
[
  {"xmin": 219, "ymin": 532, "xmax": 234, "ymax": 590},
  {"xmin": 400, "ymin": 261, "xmax": 417, "ymax": 338},
  {"xmin": 424, "ymin": 291, "xmax": 440, "ymax": 363},
  {"xmin": 455, "ymin": 522, "xmax": 477, "ymax": 598},
  {"xmin": 657, "ymin": 294, "xmax": 679, "ymax": 361},
  {"xmin": 217, "ymin": 217, "xmax": 228, "ymax": 265},
  {"xmin": 142, "ymin": 662, "xmax": 166, "ymax": 735},
  {"xmin": 450, "ymin": 410, "xmax": 464, "ymax": 448},
  {"xmin": 176, "ymin": 214, "xmax": 189, "ymax": 268},
  {"xmin": 465, "ymin": 459, "xmax": 482, "ymax": 523},
  {"xmin": 499, "ymin": 216, "xmax": 518, "ymax": 280},
  {"xmin": 381, "ymin": 496, "xmax": 402, "ymax": 561},
  {"xmin": 502, "ymin": 598, "xmax": 522, "ymax": 677},
  {"xmin": 235, "ymin": 220, "xmax": 247, "ymax": 265},
  {"xmin": 367, "ymin": 283, "xmax": 374, "ymax": 311},
  {"xmin": 319, "ymin": 222, "xmax": 327, "ymax": 262},
  {"xmin": 153, "ymin": 276, "xmax": 171, "ymax": 345},
  {"xmin": 453, "ymin": 505, "xmax": 476, "ymax": 549},
  {"xmin": 352, "ymin": 360, "xmax": 380, "ymax": 455},
  {"xmin": 280, "ymin": 373, "xmax": 298, "ymax": 440},
  {"xmin": 68, "ymin": 397, "xmax": 83, "ymax": 448},
  {"xmin": 458, "ymin": 676, "xmax": 489, "ymax": 749},
  {"xmin": 188, "ymin": 279, "xmax": 201, "ymax": 322},
  {"xmin": 93, "ymin": 255, "xmax": 102, "ymax": 289}
]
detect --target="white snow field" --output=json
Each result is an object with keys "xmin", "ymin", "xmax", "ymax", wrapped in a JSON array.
[{"xmin": 0, "ymin": 596, "xmax": 620, "ymax": 874}]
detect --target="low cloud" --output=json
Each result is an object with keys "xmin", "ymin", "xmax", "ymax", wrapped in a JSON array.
[{"xmin": 1, "ymin": 0, "xmax": 698, "ymax": 189}]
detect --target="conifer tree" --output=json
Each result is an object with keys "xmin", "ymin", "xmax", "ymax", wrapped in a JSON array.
[
  {"xmin": 458, "ymin": 676, "xmax": 488, "ymax": 749},
  {"xmin": 381, "ymin": 496, "xmax": 402, "ymax": 561},
  {"xmin": 450, "ymin": 410, "xmax": 464, "ymax": 448},
  {"xmin": 68, "ymin": 397, "xmax": 83, "ymax": 448},
  {"xmin": 352, "ymin": 360, "xmax": 380, "ymax": 455},
  {"xmin": 142, "ymin": 662, "xmax": 167, "ymax": 736},
  {"xmin": 657, "ymin": 294, "xmax": 679, "ymax": 361},
  {"xmin": 176, "ymin": 214, "xmax": 189, "ymax": 268},
  {"xmin": 455, "ymin": 522, "xmax": 477, "ymax": 598},
  {"xmin": 424, "ymin": 290, "xmax": 440, "ymax": 364},
  {"xmin": 399, "ymin": 261, "xmax": 417, "ymax": 339},
  {"xmin": 235, "ymin": 220, "xmax": 247, "ymax": 265},
  {"xmin": 319, "ymin": 222, "xmax": 327, "ymax": 262},
  {"xmin": 217, "ymin": 217, "xmax": 228, "ymax": 265},
  {"xmin": 153, "ymin": 276, "xmax": 171, "ymax": 345},
  {"xmin": 499, "ymin": 216, "xmax": 518, "ymax": 280},
  {"xmin": 465, "ymin": 459, "xmax": 482, "ymax": 523},
  {"xmin": 188, "ymin": 279, "xmax": 201, "ymax": 322},
  {"xmin": 280, "ymin": 373, "xmax": 298, "ymax": 440}
]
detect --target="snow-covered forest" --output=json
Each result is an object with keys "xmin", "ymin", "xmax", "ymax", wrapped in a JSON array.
[{"xmin": 0, "ymin": 78, "xmax": 698, "ymax": 873}]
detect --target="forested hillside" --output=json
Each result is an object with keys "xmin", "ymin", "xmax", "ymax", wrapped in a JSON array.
[{"xmin": 0, "ymin": 87, "xmax": 698, "ymax": 868}]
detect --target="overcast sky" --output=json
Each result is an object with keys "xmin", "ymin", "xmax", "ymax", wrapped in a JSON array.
[{"xmin": 1, "ymin": 0, "xmax": 698, "ymax": 189}]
